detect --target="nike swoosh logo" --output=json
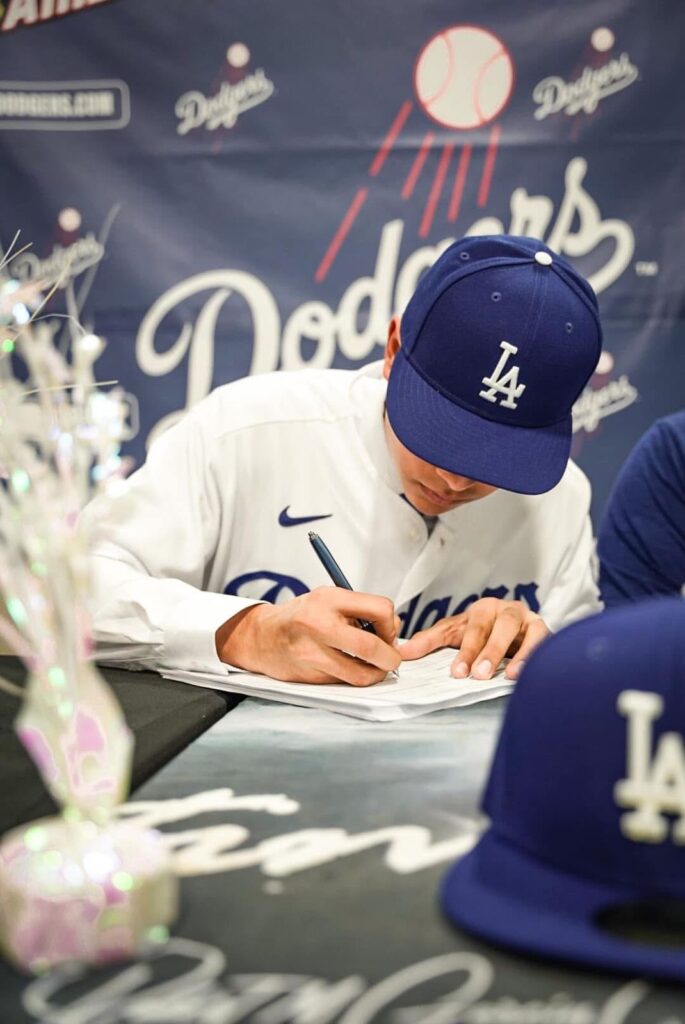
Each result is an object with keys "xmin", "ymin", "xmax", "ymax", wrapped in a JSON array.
[{"xmin": 278, "ymin": 506, "xmax": 333, "ymax": 528}]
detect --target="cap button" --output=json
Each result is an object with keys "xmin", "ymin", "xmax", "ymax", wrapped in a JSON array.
[{"xmin": 534, "ymin": 251, "xmax": 553, "ymax": 266}]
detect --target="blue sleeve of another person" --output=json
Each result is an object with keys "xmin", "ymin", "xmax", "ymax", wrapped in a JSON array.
[{"xmin": 598, "ymin": 411, "xmax": 685, "ymax": 609}]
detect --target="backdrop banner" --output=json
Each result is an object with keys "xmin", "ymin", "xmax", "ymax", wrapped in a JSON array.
[{"xmin": 0, "ymin": 0, "xmax": 682, "ymax": 517}]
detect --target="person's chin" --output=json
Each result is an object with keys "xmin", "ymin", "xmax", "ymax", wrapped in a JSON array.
[{"xmin": 414, "ymin": 483, "xmax": 464, "ymax": 514}]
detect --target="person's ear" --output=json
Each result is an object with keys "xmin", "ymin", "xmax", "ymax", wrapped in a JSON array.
[{"xmin": 383, "ymin": 316, "xmax": 401, "ymax": 381}]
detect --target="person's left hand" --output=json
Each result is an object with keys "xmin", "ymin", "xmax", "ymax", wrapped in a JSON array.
[{"xmin": 398, "ymin": 598, "xmax": 550, "ymax": 681}]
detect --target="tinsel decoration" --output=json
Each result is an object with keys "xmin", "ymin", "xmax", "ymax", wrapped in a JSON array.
[{"xmin": 0, "ymin": 236, "xmax": 178, "ymax": 973}]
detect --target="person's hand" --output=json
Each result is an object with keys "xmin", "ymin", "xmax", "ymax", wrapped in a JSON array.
[
  {"xmin": 215, "ymin": 586, "xmax": 402, "ymax": 686},
  {"xmin": 398, "ymin": 598, "xmax": 550, "ymax": 681}
]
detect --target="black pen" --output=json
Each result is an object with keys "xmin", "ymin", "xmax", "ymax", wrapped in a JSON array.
[{"xmin": 308, "ymin": 531, "xmax": 377, "ymax": 634}]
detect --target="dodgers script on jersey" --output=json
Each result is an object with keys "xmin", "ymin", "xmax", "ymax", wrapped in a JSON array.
[{"xmin": 86, "ymin": 363, "xmax": 600, "ymax": 676}]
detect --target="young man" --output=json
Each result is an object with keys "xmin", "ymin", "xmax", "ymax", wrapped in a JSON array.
[{"xmin": 87, "ymin": 235, "xmax": 603, "ymax": 687}]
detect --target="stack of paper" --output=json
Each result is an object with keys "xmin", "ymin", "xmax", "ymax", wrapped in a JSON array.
[{"xmin": 162, "ymin": 648, "xmax": 513, "ymax": 721}]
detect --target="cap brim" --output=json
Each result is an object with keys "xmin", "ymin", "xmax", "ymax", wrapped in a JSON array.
[
  {"xmin": 441, "ymin": 829, "xmax": 685, "ymax": 982},
  {"xmin": 386, "ymin": 348, "xmax": 571, "ymax": 495}
]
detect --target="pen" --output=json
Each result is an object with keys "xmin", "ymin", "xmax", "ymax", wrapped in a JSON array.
[{"xmin": 308, "ymin": 531, "xmax": 377, "ymax": 634}]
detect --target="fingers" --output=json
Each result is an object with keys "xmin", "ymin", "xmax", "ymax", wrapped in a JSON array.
[
  {"xmin": 449, "ymin": 600, "xmax": 502, "ymax": 678},
  {"xmin": 289, "ymin": 628, "xmax": 395, "ymax": 686},
  {"xmin": 334, "ymin": 622, "xmax": 402, "ymax": 674},
  {"xmin": 398, "ymin": 617, "xmax": 460, "ymax": 661},
  {"xmin": 447, "ymin": 600, "xmax": 549, "ymax": 682},
  {"xmin": 400, "ymin": 601, "xmax": 542, "ymax": 682},
  {"xmin": 322, "ymin": 587, "xmax": 398, "ymax": 646},
  {"xmin": 361, "ymin": 598, "xmax": 399, "ymax": 648},
  {"xmin": 464, "ymin": 604, "xmax": 525, "ymax": 681},
  {"xmin": 504, "ymin": 618, "xmax": 551, "ymax": 680},
  {"xmin": 290, "ymin": 588, "xmax": 401, "ymax": 684},
  {"xmin": 307, "ymin": 644, "xmax": 394, "ymax": 687}
]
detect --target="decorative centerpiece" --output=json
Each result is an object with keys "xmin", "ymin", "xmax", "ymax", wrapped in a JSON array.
[{"xmin": 0, "ymin": 237, "xmax": 178, "ymax": 973}]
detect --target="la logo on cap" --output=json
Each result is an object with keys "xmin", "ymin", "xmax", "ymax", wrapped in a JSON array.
[
  {"xmin": 479, "ymin": 340, "xmax": 526, "ymax": 410},
  {"xmin": 615, "ymin": 689, "xmax": 685, "ymax": 844}
]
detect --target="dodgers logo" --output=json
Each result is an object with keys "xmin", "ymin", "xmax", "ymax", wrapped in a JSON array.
[
  {"xmin": 614, "ymin": 689, "xmax": 685, "ymax": 845},
  {"xmin": 224, "ymin": 571, "xmax": 309, "ymax": 604},
  {"xmin": 138, "ymin": 158, "xmax": 635, "ymax": 448},
  {"xmin": 224, "ymin": 571, "xmax": 541, "ymax": 636},
  {"xmin": 479, "ymin": 341, "xmax": 526, "ymax": 410},
  {"xmin": 175, "ymin": 43, "xmax": 274, "ymax": 137},
  {"xmin": 533, "ymin": 49, "xmax": 639, "ymax": 121}
]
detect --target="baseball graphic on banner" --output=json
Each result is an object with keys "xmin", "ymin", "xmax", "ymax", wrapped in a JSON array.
[{"xmin": 414, "ymin": 26, "xmax": 514, "ymax": 129}]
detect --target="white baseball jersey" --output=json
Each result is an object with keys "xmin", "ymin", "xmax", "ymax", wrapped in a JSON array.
[{"xmin": 86, "ymin": 362, "xmax": 601, "ymax": 675}]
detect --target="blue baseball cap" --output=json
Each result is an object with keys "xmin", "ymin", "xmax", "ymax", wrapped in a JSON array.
[
  {"xmin": 386, "ymin": 235, "xmax": 602, "ymax": 494},
  {"xmin": 441, "ymin": 598, "xmax": 685, "ymax": 981}
]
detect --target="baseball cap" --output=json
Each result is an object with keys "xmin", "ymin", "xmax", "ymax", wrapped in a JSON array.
[
  {"xmin": 441, "ymin": 597, "xmax": 685, "ymax": 981},
  {"xmin": 386, "ymin": 235, "xmax": 602, "ymax": 494}
]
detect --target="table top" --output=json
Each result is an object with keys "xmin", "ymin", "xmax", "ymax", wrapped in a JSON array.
[
  {"xmin": 0, "ymin": 657, "xmax": 241, "ymax": 834},
  {"xmin": 2, "ymin": 693, "xmax": 683, "ymax": 1022}
]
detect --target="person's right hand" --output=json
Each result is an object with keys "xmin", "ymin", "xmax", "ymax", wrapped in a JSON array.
[{"xmin": 215, "ymin": 586, "xmax": 401, "ymax": 686}]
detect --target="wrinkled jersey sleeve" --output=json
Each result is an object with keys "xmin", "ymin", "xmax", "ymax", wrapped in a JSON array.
[
  {"xmin": 598, "ymin": 411, "xmax": 685, "ymax": 609},
  {"xmin": 82, "ymin": 400, "xmax": 261, "ymax": 675}
]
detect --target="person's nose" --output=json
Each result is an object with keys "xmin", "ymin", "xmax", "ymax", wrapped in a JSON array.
[{"xmin": 434, "ymin": 468, "xmax": 474, "ymax": 492}]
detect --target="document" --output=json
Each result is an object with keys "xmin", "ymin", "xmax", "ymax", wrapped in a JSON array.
[{"xmin": 161, "ymin": 648, "xmax": 513, "ymax": 721}]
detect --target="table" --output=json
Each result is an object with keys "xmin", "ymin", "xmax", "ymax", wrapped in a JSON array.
[
  {"xmin": 1, "ymin": 693, "xmax": 683, "ymax": 1023},
  {"xmin": 0, "ymin": 657, "xmax": 241, "ymax": 833}
]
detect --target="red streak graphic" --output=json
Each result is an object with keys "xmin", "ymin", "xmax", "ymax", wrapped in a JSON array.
[
  {"xmin": 477, "ymin": 124, "xmax": 501, "ymax": 208},
  {"xmin": 402, "ymin": 131, "xmax": 435, "ymax": 199},
  {"xmin": 447, "ymin": 144, "xmax": 472, "ymax": 222},
  {"xmin": 368, "ymin": 100, "xmax": 413, "ymax": 177},
  {"xmin": 315, "ymin": 187, "xmax": 369, "ymax": 283},
  {"xmin": 419, "ymin": 143, "xmax": 453, "ymax": 238}
]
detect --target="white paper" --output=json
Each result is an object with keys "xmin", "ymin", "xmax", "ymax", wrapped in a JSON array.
[{"xmin": 161, "ymin": 648, "xmax": 513, "ymax": 722}]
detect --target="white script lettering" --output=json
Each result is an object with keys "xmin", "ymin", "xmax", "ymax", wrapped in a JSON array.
[
  {"xmin": 136, "ymin": 158, "xmax": 635, "ymax": 446},
  {"xmin": 21, "ymin": 939, "xmax": 651, "ymax": 1024},
  {"xmin": 533, "ymin": 54, "xmax": 639, "ymax": 120},
  {"xmin": 176, "ymin": 70, "xmax": 274, "ymax": 134},
  {"xmin": 115, "ymin": 787, "xmax": 480, "ymax": 879}
]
